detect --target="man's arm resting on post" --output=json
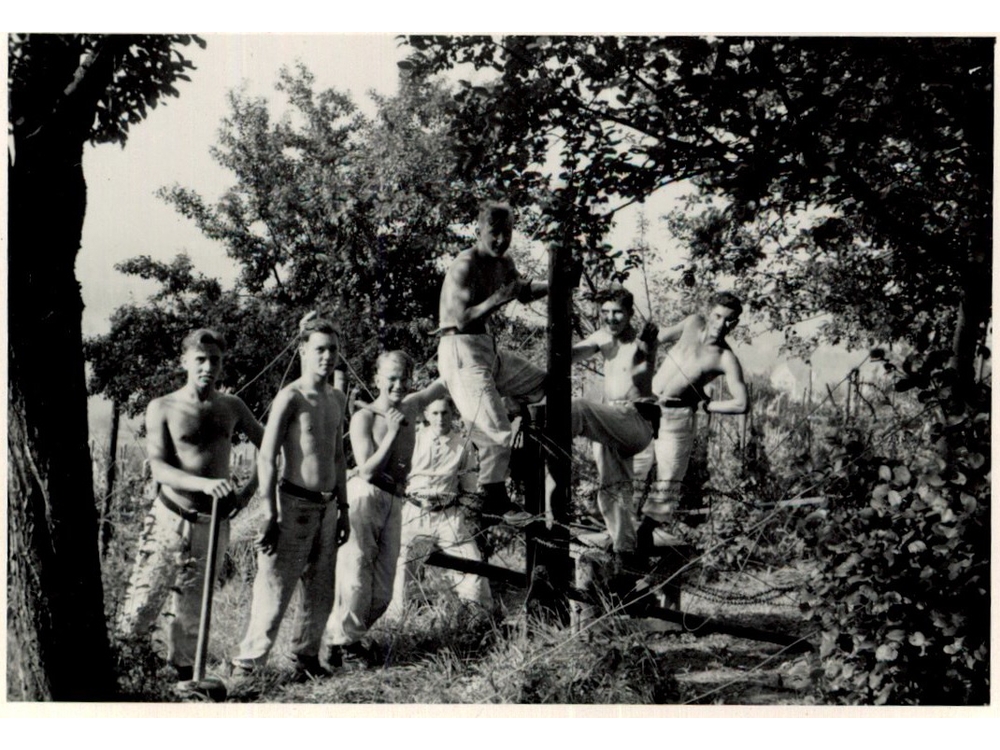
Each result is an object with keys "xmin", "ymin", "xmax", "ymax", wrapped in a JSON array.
[{"xmin": 516, "ymin": 277, "xmax": 548, "ymax": 303}]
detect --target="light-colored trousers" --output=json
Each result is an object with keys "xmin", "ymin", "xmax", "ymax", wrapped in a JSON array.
[
  {"xmin": 438, "ymin": 333, "xmax": 546, "ymax": 486},
  {"xmin": 387, "ymin": 501, "xmax": 493, "ymax": 618},
  {"xmin": 642, "ymin": 406, "xmax": 697, "ymax": 523},
  {"xmin": 572, "ymin": 399, "xmax": 654, "ymax": 552},
  {"xmin": 234, "ymin": 491, "xmax": 341, "ymax": 665},
  {"xmin": 116, "ymin": 497, "xmax": 230, "ymax": 668},
  {"xmin": 325, "ymin": 476, "xmax": 402, "ymax": 646}
]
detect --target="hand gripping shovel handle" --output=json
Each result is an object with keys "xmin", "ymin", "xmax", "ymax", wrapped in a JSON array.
[{"xmin": 193, "ymin": 493, "xmax": 224, "ymax": 682}]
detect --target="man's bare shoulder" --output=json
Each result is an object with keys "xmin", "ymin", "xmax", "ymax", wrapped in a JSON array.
[
  {"xmin": 217, "ymin": 391, "xmax": 255, "ymax": 414},
  {"xmin": 350, "ymin": 404, "xmax": 376, "ymax": 430},
  {"xmin": 446, "ymin": 249, "xmax": 477, "ymax": 277},
  {"xmin": 146, "ymin": 389, "xmax": 186, "ymax": 417}
]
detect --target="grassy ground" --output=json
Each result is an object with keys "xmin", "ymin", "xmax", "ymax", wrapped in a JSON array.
[{"xmin": 103, "ymin": 494, "xmax": 816, "ymax": 706}]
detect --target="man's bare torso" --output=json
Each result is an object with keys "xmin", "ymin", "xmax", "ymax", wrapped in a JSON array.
[
  {"xmin": 600, "ymin": 335, "xmax": 655, "ymax": 402},
  {"xmin": 652, "ymin": 315, "xmax": 729, "ymax": 405},
  {"xmin": 373, "ymin": 398, "xmax": 429, "ymax": 489},
  {"xmin": 156, "ymin": 391, "xmax": 240, "ymax": 503},
  {"xmin": 439, "ymin": 249, "xmax": 517, "ymax": 333},
  {"xmin": 281, "ymin": 383, "xmax": 345, "ymax": 492}
]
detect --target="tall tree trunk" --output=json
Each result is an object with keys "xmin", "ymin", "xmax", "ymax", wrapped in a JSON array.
[{"xmin": 7, "ymin": 130, "xmax": 116, "ymax": 700}]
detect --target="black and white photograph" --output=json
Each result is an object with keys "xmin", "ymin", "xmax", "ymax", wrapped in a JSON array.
[{"xmin": 4, "ymin": 19, "xmax": 996, "ymax": 721}]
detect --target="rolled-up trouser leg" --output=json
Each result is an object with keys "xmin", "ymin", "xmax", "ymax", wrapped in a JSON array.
[{"xmin": 643, "ymin": 407, "xmax": 696, "ymax": 523}]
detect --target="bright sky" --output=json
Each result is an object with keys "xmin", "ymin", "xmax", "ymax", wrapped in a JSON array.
[{"xmin": 77, "ymin": 34, "xmax": 406, "ymax": 337}]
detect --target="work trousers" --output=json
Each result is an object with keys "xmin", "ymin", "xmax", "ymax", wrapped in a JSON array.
[
  {"xmin": 326, "ymin": 476, "xmax": 402, "ymax": 646},
  {"xmin": 642, "ymin": 406, "xmax": 697, "ymax": 523},
  {"xmin": 572, "ymin": 399, "xmax": 654, "ymax": 552},
  {"xmin": 387, "ymin": 500, "xmax": 493, "ymax": 619},
  {"xmin": 438, "ymin": 333, "xmax": 546, "ymax": 486},
  {"xmin": 116, "ymin": 496, "xmax": 229, "ymax": 668},
  {"xmin": 234, "ymin": 491, "xmax": 341, "ymax": 665}
]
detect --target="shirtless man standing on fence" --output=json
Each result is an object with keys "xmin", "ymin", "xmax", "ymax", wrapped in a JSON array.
[
  {"xmin": 570, "ymin": 286, "xmax": 661, "ymax": 567},
  {"xmin": 641, "ymin": 291, "xmax": 749, "ymax": 547},
  {"xmin": 230, "ymin": 316, "xmax": 350, "ymax": 681},
  {"xmin": 437, "ymin": 200, "xmax": 549, "ymax": 526},
  {"xmin": 117, "ymin": 328, "xmax": 263, "ymax": 683}
]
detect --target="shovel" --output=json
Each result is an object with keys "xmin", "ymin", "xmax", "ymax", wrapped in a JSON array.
[{"xmin": 175, "ymin": 493, "xmax": 228, "ymax": 702}]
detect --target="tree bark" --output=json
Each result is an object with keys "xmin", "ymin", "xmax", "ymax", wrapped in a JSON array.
[{"xmin": 7, "ymin": 125, "xmax": 116, "ymax": 700}]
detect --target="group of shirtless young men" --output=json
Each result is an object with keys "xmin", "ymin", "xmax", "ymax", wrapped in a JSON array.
[{"xmin": 115, "ymin": 200, "xmax": 748, "ymax": 686}]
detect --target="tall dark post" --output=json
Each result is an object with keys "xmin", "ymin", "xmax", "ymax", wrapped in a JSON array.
[{"xmin": 524, "ymin": 239, "xmax": 573, "ymax": 621}]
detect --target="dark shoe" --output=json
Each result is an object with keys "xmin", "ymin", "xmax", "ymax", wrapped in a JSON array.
[
  {"xmin": 173, "ymin": 664, "xmax": 194, "ymax": 682},
  {"xmin": 326, "ymin": 645, "xmax": 343, "ymax": 670},
  {"xmin": 290, "ymin": 654, "xmax": 332, "ymax": 681}
]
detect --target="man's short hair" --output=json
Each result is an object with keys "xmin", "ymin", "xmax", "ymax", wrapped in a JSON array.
[
  {"xmin": 478, "ymin": 200, "xmax": 513, "ymax": 227},
  {"xmin": 713, "ymin": 291, "xmax": 743, "ymax": 318},
  {"xmin": 181, "ymin": 328, "xmax": 227, "ymax": 354},
  {"xmin": 376, "ymin": 350, "xmax": 413, "ymax": 377},
  {"xmin": 299, "ymin": 316, "xmax": 341, "ymax": 345},
  {"xmin": 598, "ymin": 284, "xmax": 634, "ymax": 315}
]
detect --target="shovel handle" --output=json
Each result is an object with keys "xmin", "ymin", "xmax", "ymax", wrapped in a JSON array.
[{"xmin": 193, "ymin": 493, "xmax": 226, "ymax": 682}]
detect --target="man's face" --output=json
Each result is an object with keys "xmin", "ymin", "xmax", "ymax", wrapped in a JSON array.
[
  {"xmin": 376, "ymin": 360, "xmax": 411, "ymax": 405},
  {"xmin": 423, "ymin": 399, "xmax": 453, "ymax": 437},
  {"xmin": 706, "ymin": 305, "xmax": 739, "ymax": 343},
  {"xmin": 182, "ymin": 344, "xmax": 223, "ymax": 392},
  {"xmin": 601, "ymin": 300, "xmax": 632, "ymax": 338},
  {"xmin": 478, "ymin": 214, "xmax": 512, "ymax": 257},
  {"xmin": 300, "ymin": 332, "xmax": 338, "ymax": 377}
]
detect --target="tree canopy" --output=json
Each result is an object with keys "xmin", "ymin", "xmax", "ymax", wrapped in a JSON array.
[{"xmin": 400, "ymin": 36, "xmax": 993, "ymax": 382}]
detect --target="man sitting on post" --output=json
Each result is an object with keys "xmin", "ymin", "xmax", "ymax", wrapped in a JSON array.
[
  {"xmin": 437, "ymin": 200, "xmax": 548, "ymax": 526},
  {"xmin": 116, "ymin": 328, "xmax": 263, "ymax": 683},
  {"xmin": 387, "ymin": 396, "xmax": 493, "ymax": 620},
  {"xmin": 571, "ymin": 285, "xmax": 662, "ymax": 570},
  {"xmin": 643, "ymin": 291, "xmax": 749, "ymax": 548},
  {"xmin": 230, "ymin": 316, "xmax": 350, "ymax": 681}
]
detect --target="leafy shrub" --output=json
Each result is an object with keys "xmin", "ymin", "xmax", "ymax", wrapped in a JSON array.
[{"xmin": 799, "ymin": 351, "xmax": 990, "ymax": 704}]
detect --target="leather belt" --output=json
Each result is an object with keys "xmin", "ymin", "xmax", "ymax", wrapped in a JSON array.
[
  {"xmin": 279, "ymin": 478, "xmax": 334, "ymax": 505},
  {"xmin": 407, "ymin": 494, "xmax": 456, "ymax": 512}
]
